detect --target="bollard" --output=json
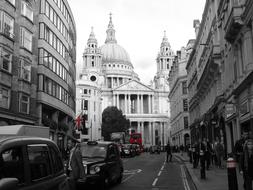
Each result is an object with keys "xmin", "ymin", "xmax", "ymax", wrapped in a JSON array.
[
  {"xmin": 200, "ymin": 150, "xmax": 206, "ymax": 179},
  {"xmin": 227, "ymin": 157, "xmax": 238, "ymax": 190}
]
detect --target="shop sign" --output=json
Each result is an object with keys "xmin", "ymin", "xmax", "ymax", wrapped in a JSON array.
[
  {"xmin": 240, "ymin": 101, "xmax": 249, "ymax": 116},
  {"xmin": 226, "ymin": 104, "xmax": 236, "ymax": 119},
  {"xmin": 211, "ymin": 120, "xmax": 217, "ymax": 125}
]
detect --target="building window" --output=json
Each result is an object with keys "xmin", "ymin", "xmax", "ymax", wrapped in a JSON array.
[
  {"xmin": 0, "ymin": 12, "xmax": 14, "ymax": 38},
  {"xmin": 21, "ymin": 0, "xmax": 33, "ymax": 21},
  {"xmin": 6, "ymin": 0, "xmax": 15, "ymax": 6},
  {"xmin": 20, "ymin": 27, "xmax": 33, "ymax": 51},
  {"xmin": 19, "ymin": 93, "xmax": 30, "ymax": 114},
  {"xmin": 18, "ymin": 59, "xmax": 31, "ymax": 82},
  {"xmin": 0, "ymin": 86, "xmax": 10, "ymax": 109},
  {"xmin": 83, "ymin": 89, "xmax": 87, "ymax": 94},
  {"xmin": 1, "ymin": 49, "xmax": 12, "ymax": 72},
  {"xmin": 184, "ymin": 116, "xmax": 189, "ymax": 129},
  {"xmin": 182, "ymin": 81, "xmax": 187, "ymax": 94},
  {"xmin": 183, "ymin": 99, "xmax": 188, "ymax": 111},
  {"xmin": 81, "ymin": 99, "xmax": 88, "ymax": 110}
]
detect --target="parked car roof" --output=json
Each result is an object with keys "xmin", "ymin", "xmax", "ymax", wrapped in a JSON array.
[{"xmin": 0, "ymin": 136, "xmax": 57, "ymax": 151}]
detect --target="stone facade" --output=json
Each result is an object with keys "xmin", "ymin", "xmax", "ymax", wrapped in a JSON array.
[
  {"xmin": 0, "ymin": 0, "xmax": 77, "ymax": 151},
  {"xmin": 168, "ymin": 42, "xmax": 194, "ymax": 147},
  {"xmin": 187, "ymin": 0, "xmax": 253, "ymax": 155},
  {"xmin": 76, "ymin": 16, "xmax": 171, "ymax": 147}
]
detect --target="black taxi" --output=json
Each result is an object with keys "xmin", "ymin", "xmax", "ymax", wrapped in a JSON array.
[
  {"xmin": 79, "ymin": 141, "xmax": 123, "ymax": 189},
  {"xmin": 0, "ymin": 136, "xmax": 69, "ymax": 190}
]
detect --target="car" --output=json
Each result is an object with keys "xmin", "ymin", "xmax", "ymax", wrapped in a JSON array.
[
  {"xmin": 149, "ymin": 145, "xmax": 161, "ymax": 154},
  {"xmin": 132, "ymin": 144, "xmax": 141, "ymax": 155},
  {"xmin": 0, "ymin": 136, "xmax": 69, "ymax": 190},
  {"xmin": 78, "ymin": 141, "xmax": 123, "ymax": 189},
  {"xmin": 121, "ymin": 144, "xmax": 136, "ymax": 157}
]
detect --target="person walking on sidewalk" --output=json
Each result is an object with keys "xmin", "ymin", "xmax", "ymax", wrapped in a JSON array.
[
  {"xmin": 214, "ymin": 138, "xmax": 224, "ymax": 168},
  {"xmin": 241, "ymin": 131, "xmax": 253, "ymax": 190},
  {"xmin": 235, "ymin": 133, "xmax": 247, "ymax": 172},
  {"xmin": 166, "ymin": 143, "xmax": 172, "ymax": 162},
  {"xmin": 67, "ymin": 142, "xmax": 86, "ymax": 189},
  {"xmin": 192, "ymin": 142, "xmax": 199, "ymax": 168}
]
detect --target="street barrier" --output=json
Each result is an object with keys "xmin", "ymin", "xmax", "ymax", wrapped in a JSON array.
[{"xmin": 227, "ymin": 157, "xmax": 238, "ymax": 190}]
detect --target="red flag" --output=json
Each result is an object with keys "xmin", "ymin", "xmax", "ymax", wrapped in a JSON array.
[{"xmin": 75, "ymin": 114, "xmax": 82, "ymax": 130}]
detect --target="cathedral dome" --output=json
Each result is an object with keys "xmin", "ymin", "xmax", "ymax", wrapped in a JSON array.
[
  {"xmin": 101, "ymin": 13, "xmax": 133, "ymax": 67},
  {"xmin": 100, "ymin": 43, "xmax": 131, "ymax": 65}
]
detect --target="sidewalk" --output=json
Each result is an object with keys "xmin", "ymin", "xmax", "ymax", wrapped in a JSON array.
[{"xmin": 174, "ymin": 152, "xmax": 244, "ymax": 190}]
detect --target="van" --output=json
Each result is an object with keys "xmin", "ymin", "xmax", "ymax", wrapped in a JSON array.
[{"xmin": 0, "ymin": 136, "xmax": 69, "ymax": 190}]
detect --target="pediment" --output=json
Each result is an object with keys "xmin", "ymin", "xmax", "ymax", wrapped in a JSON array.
[{"xmin": 114, "ymin": 80, "xmax": 154, "ymax": 92}]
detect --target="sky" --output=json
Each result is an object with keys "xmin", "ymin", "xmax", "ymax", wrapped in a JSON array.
[{"xmin": 68, "ymin": 0, "xmax": 206, "ymax": 84}]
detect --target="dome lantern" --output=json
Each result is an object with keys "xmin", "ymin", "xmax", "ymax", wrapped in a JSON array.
[{"xmin": 105, "ymin": 13, "xmax": 117, "ymax": 44}]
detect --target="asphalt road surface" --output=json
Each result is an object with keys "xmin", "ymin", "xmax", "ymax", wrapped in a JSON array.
[{"xmin": 110, "ymin": 152, "xmax": 196, "ymax": 190}]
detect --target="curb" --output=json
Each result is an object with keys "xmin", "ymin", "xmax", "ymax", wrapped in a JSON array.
[{"xmin": 173, "ymin": 154, "xmax": 199, "ymax": 190}]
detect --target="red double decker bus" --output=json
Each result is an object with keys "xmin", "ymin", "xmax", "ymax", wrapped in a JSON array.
[{"xmin": 129, "ymin": 133, "xmax": 142, "ymax": 147}]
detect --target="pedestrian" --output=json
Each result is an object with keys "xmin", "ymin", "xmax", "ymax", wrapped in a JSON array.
[
  {"xmin": 205, "ymin": 139, "xmax": 212, "ymax": 170},
  {"xmin": 214, "ymin": 138, "xmax": 224, "ymax": 168},
  {"xmin": 192, "ymin": 142, "xmax": 199, "ymax": 168},
  {"xmin": 67, "ymin": 142, "xmax": 86, "ymax": 189},
  {"xmin": 166, "ymin": 143, "xmax": 172, "ymax": 162},
  {"xmin": 240, "ymin": 131, "xmax": 253, "ymax": 190},
  {"xmin": 234, "ymin": 133, "xmax": 247, "ymax": 172}
]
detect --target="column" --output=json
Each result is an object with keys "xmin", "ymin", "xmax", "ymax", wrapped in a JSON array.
[
  {"xmin": 137, "ymin": 122, "xmax": 140, "ymax": 133},
  {"xmin": 141, "ymin": 122, "xmax": 145, "ymax": 145},
  {"xmin": 152, "ymin": 95, "xmax": 154, "ymax": 113},
  {"xmin": 116, "ymin": 94, "xmax": 119, "ymax": 108},
  {"xmin": 244, "ymin": 28, "xmax": 253, "ymax": 71},
  {"xmin": 152, "ymin": 122, "xmax": 156, "ymax": 145},
  {"xmin": 148, "ymin": 94, "xmax": 151, "ymax": 113},
  {"xmin": 140, "ymin": 95, "xmax": 143, "ymax": 113},
  {"xmin": 111, "ymin": 77, "xmax": 113, "ymax": 88},
  {"xmin": 112, "ymin": 94, "xmax": 115, "ymax": 106},
  {"xmin": 124, "ymin": 94, "xmax": 127, "ymax": 114},
  {"xmin": 149, "ymin": 122, "xmax": 152, "ymax": 145},
  {"xmin": 128, "ymin": 94, "xmax": 131, "ymax": 113},
  {"xmin": 137, "ymin": 94, "xmax": 140, "ymax": 113}
]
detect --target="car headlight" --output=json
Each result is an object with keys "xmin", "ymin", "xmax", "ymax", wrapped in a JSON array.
[{"xmin": 90, "ymin": 165, "xmax": 101, "ymax": 174}]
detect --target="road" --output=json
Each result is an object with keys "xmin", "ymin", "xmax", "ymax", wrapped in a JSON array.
[{"xmin": 110, "ymin": 152, "xmax": 196, "ymax": 190}]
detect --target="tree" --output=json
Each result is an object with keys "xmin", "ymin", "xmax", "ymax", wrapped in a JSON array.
[{"xmin": 102, "ymin": 106, "xmax": 130, "ymax": 141}]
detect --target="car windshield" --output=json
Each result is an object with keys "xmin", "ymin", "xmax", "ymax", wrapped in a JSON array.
[{"xmin": 80, "ymin": 144, "xmax": 106, "ymax": 158}]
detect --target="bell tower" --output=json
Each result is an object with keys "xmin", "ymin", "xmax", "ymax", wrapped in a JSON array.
[
  {"xmin": 154, "ymin": 31, "xmax": 174, "ymax": 90},
  {"xmin": 80, "ymin": 27, "xmax": 104, "ymax": 86}
]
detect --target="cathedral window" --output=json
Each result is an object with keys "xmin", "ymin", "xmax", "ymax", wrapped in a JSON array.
[
  {"xmin": 92, "ymin": 56, "xmax": 94, "ymax": 59},
  {"xmin": 90, "ymin": 75, "xmax": 96, "ymax": 82},
  {"xmin": 92, "ymin": 44, "xmax": 94, "ymax": 48},
  {"xmin": 92, "ymin": 61, "xmax": 94, "ymax": 67}
]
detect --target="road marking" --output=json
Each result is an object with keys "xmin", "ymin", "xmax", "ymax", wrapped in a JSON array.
[
  {"xmin": 122, "ymin": 174, "xmax": 135, "ymax": 183},
  {"xmin": 161, "ymin": 166, "xmax": 164, "ymax": 170},
  {"xmin": 123, "ymin": 169, "xmax": 142, "ymax": 175},
  {"xmin": 181, "ymin": 165, "xmax": 190, "ymax": 190},
  {"xmin": 152, "ymin": 178, "xmax": 158, "ymax": 186},
  {"xmin": 158, "ymin": 171, "xmax": 162, "ymax": 176}
]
